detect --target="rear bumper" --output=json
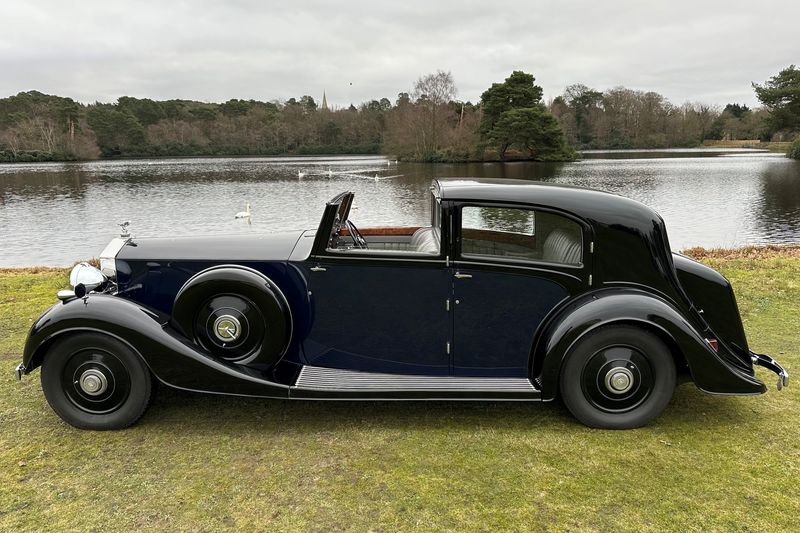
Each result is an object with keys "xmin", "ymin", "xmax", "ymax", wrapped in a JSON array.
[{"xmin": 751, "ymin": 351, "xmax": 789, "ymax": 390}]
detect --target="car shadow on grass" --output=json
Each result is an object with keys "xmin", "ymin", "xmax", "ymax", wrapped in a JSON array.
[{"xmin": 137, "ymin": 382, "xmax": 749, "ymax": 434}]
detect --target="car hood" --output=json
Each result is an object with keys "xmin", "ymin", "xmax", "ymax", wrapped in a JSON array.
[{"xmin": 116, "ymin": 231, "xmax": 306, "ymax": 262}]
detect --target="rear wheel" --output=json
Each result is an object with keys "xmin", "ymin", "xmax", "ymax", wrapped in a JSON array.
[
  {"xmin": 559, "ymin": 325, "xmax": 676, "ymax": 429},
  {"xmin": 41, "ymin": 333, "xmax": 153, "ymax": 430}
]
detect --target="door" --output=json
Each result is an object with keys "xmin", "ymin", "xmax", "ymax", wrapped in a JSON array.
[
  {"xmin": 452, "ymin": 204, "xmax": 589, "ymax": 377},
  {"xmin": 302, "ymin": 190, "xmax": 451, "ymax": 375},
  {"xmin": 303, "ymin": 259, "xmax": 450, "ymax": 375}
]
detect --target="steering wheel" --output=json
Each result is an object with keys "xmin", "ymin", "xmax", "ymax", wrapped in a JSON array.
[{"xmin": 346, "ymin": 220, "xmax": 368, "ymax": 249}]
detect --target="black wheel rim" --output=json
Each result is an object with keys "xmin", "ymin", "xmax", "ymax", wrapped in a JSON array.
[
  {"xmin": 581, "ymin": 344, "xmax": 654, "ymax": 413},
  {"xmin": 61, "ymin": 348, "xmax": 131, "ymax": 414},
  {"xmin": 195, "ymin": 293, "xmax": 267, "ymax": 361}
]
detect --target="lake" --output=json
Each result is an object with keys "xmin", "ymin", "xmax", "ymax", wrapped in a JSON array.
[{"xmin": 0, "ymin": 150, "xmax": 798, "ymax": 267}]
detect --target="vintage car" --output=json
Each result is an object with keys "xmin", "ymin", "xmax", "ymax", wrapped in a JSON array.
[{"xmin": 17, "ymin": 178, "xmax": 788, "ymax": 430}]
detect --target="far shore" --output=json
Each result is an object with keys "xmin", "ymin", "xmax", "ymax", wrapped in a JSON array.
[{"xmin": 0, "ymin": 143, "xmax": 792, "ymax": 165}]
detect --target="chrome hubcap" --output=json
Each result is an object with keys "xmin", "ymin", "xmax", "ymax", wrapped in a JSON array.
[
  {"xmin": 78, "ymin": 368, "xmax": 109, "ymax": 396},
  {"xmin": 198, "ymin": 296, "xmax": 262, "ymax": 362},
  {"xmin": 604, "ymin": 367, "xmax": 634, "ymax": 394},
  {"xmin": 583, "ymin": 346, "xmax": 652, "ymax": 413},
  {"xmin": 213, "ymin": 315, "xmax": 241, "ymax": 342}
]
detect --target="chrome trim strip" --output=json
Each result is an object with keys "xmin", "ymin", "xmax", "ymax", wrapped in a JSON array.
[
  {"xmin": 294, "ymin": 366, "xmax": 537, "ymax": 392},
  {"xmin": 456, "ymin": 258, "xmax": 584, "ymax": 275},
  {"xmin": 318, "ymin": 254, "xmax": 447, "ymax": 264}
]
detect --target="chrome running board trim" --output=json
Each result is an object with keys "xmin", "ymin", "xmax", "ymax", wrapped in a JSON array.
[{"xmin": 294, "ymin": 365, "xmax": 537, "ymax": 392}]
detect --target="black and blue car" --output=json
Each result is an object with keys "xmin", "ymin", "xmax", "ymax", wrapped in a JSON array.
[{"xmin": 17, "ymin": 178, "xmax": 789, "ymax": 429}]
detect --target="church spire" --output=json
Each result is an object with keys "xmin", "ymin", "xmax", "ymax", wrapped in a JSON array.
[{"xmin": 321, "ymin": 91, "xmax": 329, "ymax": 111}]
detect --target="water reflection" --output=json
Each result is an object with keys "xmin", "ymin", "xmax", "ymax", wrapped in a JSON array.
[
  {"xmin": 757, "ymin": 161, "xmax": 800, "ymax": 242},
  {"xmin": 0, "ymin": 152, "xmax": 798, "ymax": 266},
  {"xmin": 401, "ymin": 160, "xmax": 565, "ymax": 182},
  {"xmin": 546, "ymin": 152, "xmax": 800, "ymax": 249},
  {"xmin": 462, "ymin": 205, "xmax": 536, "ymax": 234}
]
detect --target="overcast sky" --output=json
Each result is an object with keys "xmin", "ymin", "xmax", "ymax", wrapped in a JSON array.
[{"xmin": 1, "ymin": 1, "xmax": 796, "ymax": 109}]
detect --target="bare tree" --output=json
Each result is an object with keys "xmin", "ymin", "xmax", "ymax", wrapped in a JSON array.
[
  {"xmin": 413, "ymin": 70, "xmax": 457, "ymax": 106},
  {"xmin": 411, "ymin": 70, "xmax": 457, "ymax": 158},
  {"xmin": 1, "ymin": 129, "xmax": 21, "ymax": 158},
  {"xmin": 38, "ymin": 118, "xmax": 56, "ymax": 152}
]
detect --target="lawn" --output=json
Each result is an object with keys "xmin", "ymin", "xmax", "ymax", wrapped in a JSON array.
[{"xmin": 1, "ymin": 250, "xmax": 798, "ymax": 532}]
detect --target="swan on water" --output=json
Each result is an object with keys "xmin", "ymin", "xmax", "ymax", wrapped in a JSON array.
[{"xmin": 235, "ymin": 202, "xmax": 251, "ymax": 219}]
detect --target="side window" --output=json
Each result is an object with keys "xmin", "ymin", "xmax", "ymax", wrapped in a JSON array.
[
  {"xmin": 460, "ymin": 206, "xmax": 583, "ymax": 266},
  {"xmin": 325, "ymin": 194, "xmax": 442, "ymax": 256}
]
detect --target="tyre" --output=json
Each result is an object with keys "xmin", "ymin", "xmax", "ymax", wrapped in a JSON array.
[
  {"xmin": 41, "ymin": 332, "xmax": 154, "ymax": 430},
  {"xmin": 559, "ymin": 325, "xmax": 676, "ymax": 429},
  {"xmin": 170, "ymin": 267, "xmax": 291, "ymax": 366}
]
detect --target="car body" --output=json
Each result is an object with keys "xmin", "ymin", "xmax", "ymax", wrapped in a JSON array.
[{"xmin": 17, "ymin": 178, "xmax": 788, "ymax": 429}]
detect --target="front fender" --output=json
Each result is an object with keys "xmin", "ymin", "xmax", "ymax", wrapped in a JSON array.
[
  {"xmin": 535, "ymin": 288, "xmax": 766, "ymax": 400},
  {"xmin": 22, "ymin": 294, "xmax": 289, "ymax": 398}
]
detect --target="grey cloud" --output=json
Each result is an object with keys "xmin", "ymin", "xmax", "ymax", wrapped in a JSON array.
[{"xmin": 0, "ymin": 0, "xmax": 796, "ymax": 107}]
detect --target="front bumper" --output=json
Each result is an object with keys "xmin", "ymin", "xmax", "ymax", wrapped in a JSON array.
[{"xmin": 751, "ymin": 351, "xmax": 789, "ymax": 390}]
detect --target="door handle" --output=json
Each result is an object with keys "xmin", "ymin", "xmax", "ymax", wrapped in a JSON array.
[
  {"xmin": 310, "ymin": 266, "xmax": 327, "ymax": 272},
  {"xmin": 454, "ymin": 272, "xmax": 472, "ymax": 279}
]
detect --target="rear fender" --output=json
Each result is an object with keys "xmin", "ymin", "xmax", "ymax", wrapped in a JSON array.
[
  {"xmin": 535, "ymin": 289, "xmax": 766, "ymax": 400},
  {"xmin": 22, "ymin": 294, "xmax": 289, "ymax": 398}
]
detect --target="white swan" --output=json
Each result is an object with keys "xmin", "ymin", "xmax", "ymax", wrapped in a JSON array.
[
  {"xmin": 298, "ymin": 170, "xmax": 305, "ymax": 178},
  {"xmin": 235, "ymin": 202, "xmax": 251, "ymax": 219}
]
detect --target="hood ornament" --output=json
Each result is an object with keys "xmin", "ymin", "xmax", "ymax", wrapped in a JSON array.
[{"xmin": 118, "ymin": 221, "xmax": 131, "ymax": 238}]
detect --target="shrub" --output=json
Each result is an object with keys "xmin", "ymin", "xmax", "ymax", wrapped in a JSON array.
[{"xmin": 788, "ymin": 136, "xmax": 800, "ymax": 160}]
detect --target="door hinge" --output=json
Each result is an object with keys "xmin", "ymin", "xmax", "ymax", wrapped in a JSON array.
[
  {"xmin": 446, "ymin": 342, "xmax": 451, "ymax": 355},
  {"xmin": 446, "ymin": 255, "xmax": 450, "ymax": 267},
  {"xmin": 590, "ymin": 241, "xmax": 594, "ymax": 253},
  {"xmin": 589, "ymin": 274, "xmax": 593, "ymax": 286},
  {"xmin": 446, "ymin": 299, "xmax": 450, "ymax": 311}
]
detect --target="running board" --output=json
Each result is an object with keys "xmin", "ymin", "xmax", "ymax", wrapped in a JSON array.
[{"xmin": 291, "ymin": 365, "xmax": 540, "ymax": 400}]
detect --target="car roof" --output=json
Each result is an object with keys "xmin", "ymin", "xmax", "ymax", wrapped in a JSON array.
[
  {"xmin": 434, "ymin": 178, "xmax": 678, "ymax": 291},
  {"xmin": 434, "ymin": 178, "xmax": 661, "ymax": 226}
]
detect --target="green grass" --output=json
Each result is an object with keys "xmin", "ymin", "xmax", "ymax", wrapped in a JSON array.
[
  {"xmin": 764, "ymin": 141, "xmax": 793, "ymax": 153},
  {"xmin": 1, "ymin": 253, "xmax": 798, "ymax": 532}
]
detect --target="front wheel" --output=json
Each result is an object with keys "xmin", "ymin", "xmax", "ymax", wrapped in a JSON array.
[
  {"xmin": 41, "ymin": 332, "xmax": 154, "ymax": 430},
  {"xmin": 559, "ymin": 325, "xmax": 676, "ymax": 429}
]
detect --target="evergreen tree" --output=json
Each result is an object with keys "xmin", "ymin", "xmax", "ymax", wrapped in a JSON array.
[
  {"xmin": 753, "ymin": 65, "xmax": 800, "ymax": 134},
  {"xmin": 479, "ymin": 71, "xmax": 571, "ymax": 160}
]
